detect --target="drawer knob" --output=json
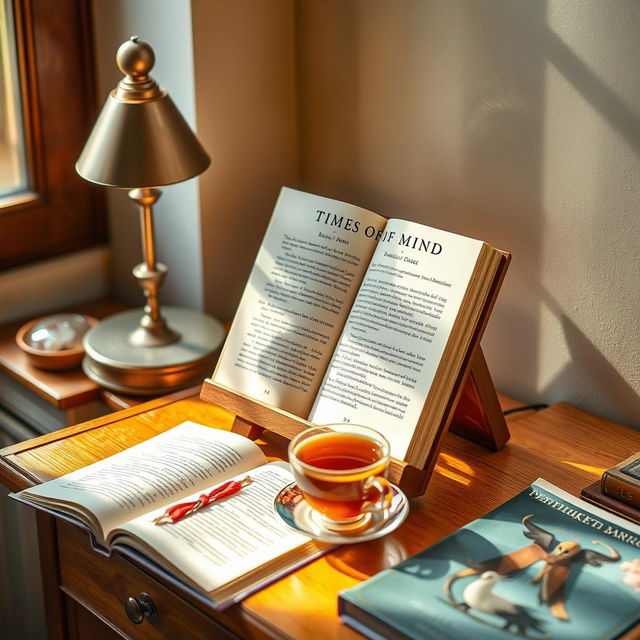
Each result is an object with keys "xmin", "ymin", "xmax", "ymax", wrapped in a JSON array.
[{"xmin": 124, "ymin": 592, "xmax": 157, "ymax": 624}]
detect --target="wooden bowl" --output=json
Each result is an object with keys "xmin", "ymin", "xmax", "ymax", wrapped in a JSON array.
[{"xmin": 15, "ymin": 314, "xmax": 98, "ymax": 371}]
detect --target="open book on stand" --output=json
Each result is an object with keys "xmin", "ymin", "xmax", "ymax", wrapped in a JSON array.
[
  {"xmin": 203, "ymin": 187, "xmax": 510, "ymax": 491},
  {"xmin": 12, "ymin": 422, "xmax": 327, "ymax": 609}
]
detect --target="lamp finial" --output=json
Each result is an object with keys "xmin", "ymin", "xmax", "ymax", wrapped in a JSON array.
[
  {"xmin": 116, "ymin": 36, "xmax": 155, "ymax": 80},
  {"xmin": 114, "ymin": 36, "xmax": 160, "ymax": 101}
]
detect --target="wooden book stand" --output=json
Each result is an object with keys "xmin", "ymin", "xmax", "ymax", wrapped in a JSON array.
[
  {"xmin": 201, "ymin": 253, "xmax": 510, "ymax": 499},
  {"xmin": 200, "ymin": 345, "xmax": 508, "ymax": 499}
]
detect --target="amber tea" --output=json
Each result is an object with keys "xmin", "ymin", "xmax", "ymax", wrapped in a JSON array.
[
  {"xmin": 296, "ymin": 432, "xmax": 383, "ymax": 470},
  {"xmin": 288, "ymin": 426, "xmax": 392, "ymax": 530}
]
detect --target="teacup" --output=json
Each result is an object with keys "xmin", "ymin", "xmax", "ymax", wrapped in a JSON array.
[{"xmin": 288, "ymin": 424, "xmax": 393, "ymax": 533}]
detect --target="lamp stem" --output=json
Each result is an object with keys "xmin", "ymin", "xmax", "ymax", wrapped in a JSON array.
[
  {"xmin": 140, "ymin": 196, "xmax": 157, "ymax": 271},
  {"xmin": 128, "ymin": 188, "xmax": 180, "ymax": 347}
]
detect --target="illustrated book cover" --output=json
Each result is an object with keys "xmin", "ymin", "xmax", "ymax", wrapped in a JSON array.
[
  {"xmin": 206, "ymin": 187, "xmax": 509, "ymax": 469},
  {"xmin": 339, "ymin": 479, "xmax": 640, "ymax": 639},
  {"xmin": 12, "ymin": 422, "xmax": 328, "ymax": 609}
]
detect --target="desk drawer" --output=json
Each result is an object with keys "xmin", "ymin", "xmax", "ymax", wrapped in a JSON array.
[{"xmin": 57, "ymin": 520, "xmax": 239, "ymax": 640}]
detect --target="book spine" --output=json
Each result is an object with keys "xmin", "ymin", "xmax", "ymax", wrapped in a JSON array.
[
  {"xmin": 580, "ymin": 482, "xmax": 640, "ymax": 526},
  {"xmin": 601, "ymin": 471, "xmax": 640, "ymax": 508}
]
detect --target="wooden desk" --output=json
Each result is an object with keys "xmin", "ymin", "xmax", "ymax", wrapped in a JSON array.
[{"xmin": 1, "ymin": 391, "xmax": 639, "ymax": 640}]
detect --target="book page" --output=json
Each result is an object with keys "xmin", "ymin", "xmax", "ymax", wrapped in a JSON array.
[
  {"xmin": 213, "ymin": 187, "xmax": 386, "ymax": 417},
  {"xmin": 19, "ymin": 422, "xmax": 266, "ymax": 543},
  {"xmin": 309, "ymin": 219, "xmax": 483, "ymax": 460},
  {"xmin": 112, "ymin": 462, "xmax": 309, "ymax": 593}
]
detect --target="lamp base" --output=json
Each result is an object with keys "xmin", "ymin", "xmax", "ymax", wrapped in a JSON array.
[{"xmin": 82, "ymin": 306, "xmax": 225, "ymax": 395}]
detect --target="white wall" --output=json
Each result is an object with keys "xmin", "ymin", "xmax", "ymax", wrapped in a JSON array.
[
  {"xmin": 91, "ymin": 0, "xmax": 205, "ymax": 309},
  {"xmin": 191, "ymin": 0, "xmax": 299, "ymax": 320},
  {"xmin": 0, "ymin": 248, "xmax": 109, "ymax": 324},
  {"xmin": 95, "ymin": 1, "xmax": 639, "ymax": 429},
  {"xmin": 290, "ymin": 0, "xmax": 640, "ymax": 429}
]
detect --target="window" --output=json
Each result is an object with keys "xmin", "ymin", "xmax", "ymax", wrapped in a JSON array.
[
  {"xmin": 0, "ymin": 0, "xmax": 105, "ymax": 270},
  {"xmin": 0, "ymin": 1, "xmax": 28, "ymax": 198}
]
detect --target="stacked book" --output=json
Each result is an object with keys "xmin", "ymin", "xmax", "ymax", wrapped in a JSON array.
[{"xmin": 581, "ymin": 451, "xmax": 640, "ymax": 525}]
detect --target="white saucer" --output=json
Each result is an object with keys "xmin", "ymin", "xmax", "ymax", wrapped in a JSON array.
[{"xmin": 274, "ymin": 482, "xmax": 409, "ymax": 544}]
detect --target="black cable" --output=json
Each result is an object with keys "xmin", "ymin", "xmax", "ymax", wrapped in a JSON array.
[{"xmin": 502, "ymin": 403, "xmax": 549, "ymax": 416}]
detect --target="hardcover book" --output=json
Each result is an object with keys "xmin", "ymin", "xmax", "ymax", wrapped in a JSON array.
[
  {"xmin": 582, "ymin": 480, "xmax": 640, "ymax": 526},
  {"xmin": 601, "ymin": 451, "xmax": 640, "ymax": 509},
  {"xmin": 12, "ymin": 422, "xmax": 327, "ymax": 609},
  {"xmin": 208, "ymin": 187, "xmax": 509, "ymax": 469},
  {"xmin": 339, "ymin": 479, "xmax": 640, "ymax": 640}
]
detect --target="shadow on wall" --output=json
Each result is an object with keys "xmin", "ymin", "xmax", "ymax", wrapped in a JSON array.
[
  {"xmin": 461, "ymin": 0, "xmax": 640, "ymax": 424},
  {"xmin": 458, "ymin": 0, "xmax": 547, "ymax": 401},
  {"xmin": 540, "ymin": 287, "xmax": 640, "ymax": 429},
  {"xmin": 536, "ymin": 3, "xmax": 640, "ymax": 426},
  {"xmin": 203, "ymin": 1, "xmax": 639, "ymax": 426},
  {"xmin": 296, "ymin": 0, "xmax": 552, "ymax": 402},
  {"xmin": 544, "ymin": 13, "xmax": 640, "ymax": 156}
]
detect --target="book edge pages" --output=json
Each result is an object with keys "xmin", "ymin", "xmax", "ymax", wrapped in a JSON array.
[{"xmin": 404, "ymin": 243, "xmax": 502, "ymax": 468}]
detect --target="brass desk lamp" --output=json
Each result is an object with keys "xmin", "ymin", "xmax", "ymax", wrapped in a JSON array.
[{"xmin": 76, "ymin": 36, "xmax": 224, "ymax": 394}]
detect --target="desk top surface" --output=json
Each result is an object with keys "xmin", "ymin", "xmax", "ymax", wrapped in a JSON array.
[{"xmin": 1, "ymin": 390, "xmax": 639, "ymax": 640}]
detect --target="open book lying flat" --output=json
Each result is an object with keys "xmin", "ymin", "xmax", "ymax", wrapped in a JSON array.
[
  {"xmin": 209, "ymin": 187, "xmax": 509, "ymax": 469},
  {"xmin": 13, "ymin": 422, "xmax": 327, "ymax": 609}
]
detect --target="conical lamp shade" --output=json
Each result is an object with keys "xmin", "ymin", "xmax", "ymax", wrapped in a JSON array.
[{"xmin": 76, "ymin": 91, "xmax": 210, "ymax": 188}]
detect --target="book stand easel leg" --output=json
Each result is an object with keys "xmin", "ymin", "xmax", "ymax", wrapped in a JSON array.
[
  {"xmin": 449, "ymin": 347, "xmax": 509, "ymax": 450},
  {"xmin": 229, "ymin": 417, "xmax": 265, "ymax": 441}
]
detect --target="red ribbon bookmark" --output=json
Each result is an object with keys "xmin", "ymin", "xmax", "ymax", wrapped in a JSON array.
[{"xmin": 153, "ymin": 476, "xmax": 253, "ymax": 525}]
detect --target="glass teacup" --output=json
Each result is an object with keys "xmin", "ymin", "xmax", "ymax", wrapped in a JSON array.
[{"xmin": 288, "ymin": 424, "xmax": 393, "ymax": 533}]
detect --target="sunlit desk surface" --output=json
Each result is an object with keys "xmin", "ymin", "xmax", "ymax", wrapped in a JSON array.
[{"xmin": 1, "ymin": 389, "xmax": 639, "ymax": 640}]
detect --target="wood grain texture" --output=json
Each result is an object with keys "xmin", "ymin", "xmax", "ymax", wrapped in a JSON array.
[
  {"xmin": 449, "ymin": 347, "xmax": 510, "ymax": 449},
  {"xmin": 59, "ymin": 521, "xmax": 242, "ymax": 640},
  {"xmin": 1, "ymin": 392, "xmax": 639, "ymax": 639},
  {"xmin": 63, "ymin": 597, "xmax": 124, "ymax": 640},
  {"xmin": 202, "ymin": 355, "xmax": 511, "ymax": 499},
  {"xmin": 202, "ymin": 380, "xmax": 431, "ymax": 495},
  {"xmin": 36, "ymin": 511, "xmax": 67, "ymax": 640},
  {"xmin": 201, "ymin": 379, "xmax": 316, "ymax": 440},
  {"xmin": 0, "ymin": 387, "xmax": 209, "ymax": 491}
]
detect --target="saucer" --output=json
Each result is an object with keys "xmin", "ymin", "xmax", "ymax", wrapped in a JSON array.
[{"xmin": 274, "ymin": 482, "xmax": 409, "ymax": 544}]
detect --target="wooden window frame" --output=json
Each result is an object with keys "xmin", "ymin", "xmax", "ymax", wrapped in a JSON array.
[{"xmin": 0, "ymin": 0, "xmax": 105, "ymax": 270}]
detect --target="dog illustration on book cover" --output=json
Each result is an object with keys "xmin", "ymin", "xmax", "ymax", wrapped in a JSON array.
[{"xmin": 444, "ymin": 514, "xmax": 620, "ymax": 637}]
